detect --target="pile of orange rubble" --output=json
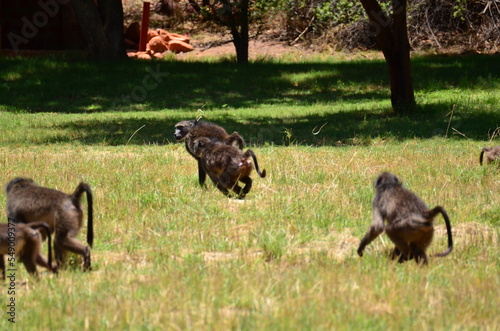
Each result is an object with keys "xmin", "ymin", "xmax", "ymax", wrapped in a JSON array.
[{"xmin": 126, "ymin": 26, "xmax": 194, "ymax": 59}]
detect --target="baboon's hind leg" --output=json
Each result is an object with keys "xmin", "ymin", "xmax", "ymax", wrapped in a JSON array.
[
  {"xmin": 56, "ymin": 235, "xmax": 91, "ymax": 270},
  {"xmin": 240, "ymin": 177, "xmax": 252, "ymax": 198}
]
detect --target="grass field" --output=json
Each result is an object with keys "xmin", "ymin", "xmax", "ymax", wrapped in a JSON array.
[{"xmin": 0, "ymin": 52, "xmax": 499, "ymax": 330}]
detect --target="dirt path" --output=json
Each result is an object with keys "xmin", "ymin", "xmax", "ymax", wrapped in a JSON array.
[{"xmin": 178, "ymin": 38, "xmax": 318, "ymax": 59}]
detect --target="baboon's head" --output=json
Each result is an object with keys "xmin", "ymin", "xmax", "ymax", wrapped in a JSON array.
[
  {"xmin": 173, "ymin": 120, "xmax": 197, "ymax": 141},
  {"xmin": 374, "ymin": 172, "xmax": 401, "ymax": 190},
  {"xmin": 6, "ymin": 177, "xmax": 35, "ymax": 194},
  {"xmin": 192, "ymin": 137, "xmax": 212, "ymax": 157}
]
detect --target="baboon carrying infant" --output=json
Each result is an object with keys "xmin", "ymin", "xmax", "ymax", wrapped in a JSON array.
[
  {"xmin": 0, "ymin": 220, "xmax": 57, "ymax": 279},
  {"xmin": 6, "ymin": 178, "xmax": 94, "ymax": 271},
  {"xmin": 193, "ymin": 137, "xmax": 266, "ymax": 198},
  {"xmin": 479, "ymin": 146, "xmax": 500, "ymax": 166},
  {"xmin": 174, "ymin": 119, "xmax": 244, "ymax": 186},
  {"xmin": 357, "ymin": 172, "xmax": 453, "ymax": 265}
]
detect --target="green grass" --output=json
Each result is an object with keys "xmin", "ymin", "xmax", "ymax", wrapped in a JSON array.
[{"xmin": 0, "ymin": 53, "xmax": 499, "ymax": 330}]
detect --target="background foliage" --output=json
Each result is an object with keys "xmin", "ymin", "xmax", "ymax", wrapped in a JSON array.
[{"xmin": 129, "ymin": 0, "xmax": 499, "ymax": 52}]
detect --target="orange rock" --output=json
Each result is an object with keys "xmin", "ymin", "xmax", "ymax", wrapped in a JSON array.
[
  {"xmin": 127, "ymin": 52, "xmax": 138, "ymax": 58},
  {"xmin": 167, "ymin": 40, "xmax": 194, "ymax": 53},
  {"xmin": 147, "ymin": 29, "xmax": 159, "ymax": 42},
  {"xmin": 136, "ymin": 52, "xmax": 152, "ymax": 60},
  {"xmin": 157, "ymin": 29, "xmax": 171, "ymax": 41},
  {"xmin": 147, "ymin": 36, "xmax": 168, "ymax": 53},
  {"xmin": 169, "ymin": 33, "xmax": 190, "ymax": 43}
]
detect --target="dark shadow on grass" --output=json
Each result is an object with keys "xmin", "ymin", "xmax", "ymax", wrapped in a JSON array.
[
  {"xmin": 1, "ymin": 57, "xmax": 388, "ymax": 113},
  {"xmin": 37, "ymin": 104, "xmax": 500, "ymax": 146},
  {"xmin": 0, "ymin": 53, "xmax": 498, "ymax": 113},
  {"xmin": 1, "ymin": 53, "xmax": 499, "ymax": 145}
]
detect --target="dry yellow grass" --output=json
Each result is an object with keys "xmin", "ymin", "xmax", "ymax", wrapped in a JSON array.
[{"xmin": 0, "ymin": 139, "xmax": 498, "ymax": 329}]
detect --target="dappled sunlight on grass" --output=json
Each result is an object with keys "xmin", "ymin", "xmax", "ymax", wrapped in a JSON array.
[{"xmin": 0, "ymin": 53, "xmax": 498, "ymax": 329}]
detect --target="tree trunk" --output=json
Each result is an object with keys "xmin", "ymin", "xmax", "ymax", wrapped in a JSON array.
[
  {"xmin": 69, "ymin": 0, "xmax": 126, "ymax": 60},
  {"xmin": 390, "ymin": 0, "xmax": 415, "ymax": 113},
  {"xmin": 236, "ymin": 0, "xmax": 249, "ymax": 63},
  {"xmin": 359, "ymin": 0, "xmax": 416, "ymax": 114},
  {"xmin": 220, "ymin": 0, "xmax": 249, "ymax": 64}
]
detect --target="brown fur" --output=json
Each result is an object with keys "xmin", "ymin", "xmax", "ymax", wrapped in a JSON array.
[
  {"xmin": 6, "ymin": 178, "xmax": 93, "ymax": 270},
  {"xmin": 0, "ymin": 220, "xmax": 57, "ymax": 279},
  {"xmin": 192, "ymin": 137, "xmax": 266, "ymax": 198},
  {"xmin": 174, "ymin": 119, "xmax": 244, "ymax": 186},
  {"xmin": 479, "ymin": 146, "xmax": 500, "ymax": 166},
  {"xmin": 357, "ymin": 172, "xmax": 453, "ymax": 265}
]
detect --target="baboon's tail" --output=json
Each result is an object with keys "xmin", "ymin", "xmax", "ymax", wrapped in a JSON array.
[
  {"xmin": 73, "ymin": 182, "xmax": 94, "ymax": 247},
  {"xmin": 245, "ymin": 149, "xmax": 267, "ymax": 178},
  {"xmin": 427, "ymin": 206, "xmax": 453, "ymax": 257},
  {"xmin": 29, "ymin": 222, "xmax": 55, "ymax": 274}
]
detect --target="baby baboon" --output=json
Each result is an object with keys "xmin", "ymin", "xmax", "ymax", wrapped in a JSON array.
[
  {"xmin": 357, "ymin": 172, "xmax": 453, "ymax": 265},
  {"xmin": 192, "ymin": 137, "xmax": 266, "ymax": 198},
  {"xmin": 0, "ymin": 220, "xmax": 57, "ymax": 279},
  {"xmin": 6, "ymin": 178, "xmax": 94, "ymax": 270},
  {"xmin": 174, "ymin": 119, "xmax": 244, "ymax": 186},
  {"xmin": 479, "ymin": 146, "xmax": 500, "ymax": 166}
]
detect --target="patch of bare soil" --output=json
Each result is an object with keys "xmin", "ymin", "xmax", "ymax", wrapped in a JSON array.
[
  {"xmin": 192, "ymin": 222, "xmax": 497, "ymax": 264},
  {"xmin": 291, "ymin": 229, "xmax": 360, "ymax": 262},
  {"xmin": 436, "ymin": 222, "xmax": 498, "ymax": 247},
  {"xmin": 177, "ymin": 34, "xmax": 320, "ymax": 60},
  {"xmin": 176, "ymin": 228, "xmax": 360, "ymax": 263}
]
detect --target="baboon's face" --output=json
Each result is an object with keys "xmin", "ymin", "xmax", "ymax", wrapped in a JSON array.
[{"xmin": 173, "ymin": 121, "xmax": 194, "ymax": 141}]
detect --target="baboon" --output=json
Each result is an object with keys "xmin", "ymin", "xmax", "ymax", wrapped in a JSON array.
[
  {"xmin": 192, "ymin": 137, "xmax": 266, "ymax": 198},
  {"xmin": 6, "ymin": 178, "xmax": 93, "ymax": 270},
  {"xmin": 174, "ymin": 119, "xmax": 244, "ymax": 186},
  {"xmin": 479, "ymin": 146, "xmax": 500, "ymax": 166},
  {"xmin": 0, "ymin": 220, "xmax": 57, "ymax": 279},
  {"xmin": 357, "ymin": 172, "xmax": 453, "ymax": 265}
]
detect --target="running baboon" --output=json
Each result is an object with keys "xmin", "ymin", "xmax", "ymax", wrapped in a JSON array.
[
  {"xmin": 357, "ymin": 172, "xmax": 453, "ymax": 265},
  {"xmin": 174, "ymin": 119, "xmax": 244, "ymax": 186},
  {"xmin": 0, "ymin": 220, "xmax": 57, "ymax": 279},
  {"xmin": 192, "ymin": 137, "xmax": 266, "ymax": 198},
  {"xmin": 479, "ymin": 146, "xmax": 500, "ymax": 166},
  {"xmin": 6, "ymin": 178, "xmax": 93, "ymax": 270}
]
